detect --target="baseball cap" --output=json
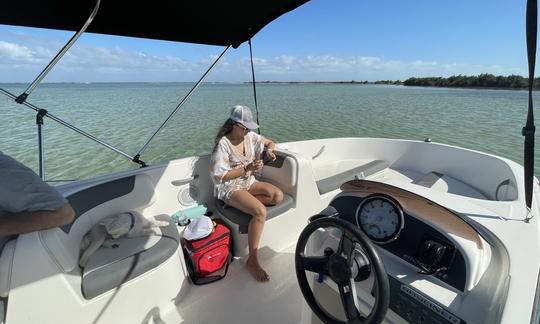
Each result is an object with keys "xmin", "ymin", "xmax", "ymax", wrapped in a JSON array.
[{"xmin": 229, "ymin": 105, "xmax": 259, "ymax": 130}]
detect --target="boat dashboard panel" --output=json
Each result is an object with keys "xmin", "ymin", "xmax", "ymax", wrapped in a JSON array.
[
  {"xmin": 387, "ymin": 275, "xmax": 466, "ymax": 324},
  {"xmin": 329, "ymin": 180, "xmax": 483, "ymax": 292}
]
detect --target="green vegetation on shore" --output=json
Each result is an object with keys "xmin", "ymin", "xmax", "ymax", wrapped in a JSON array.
[
  {"xmin": 255, "ymin": 74, "xmax": 540, "ymax": 89},
  {"xmin": 404, "ymin": 74, "xmax": 539, "ymax": 89},
  {"xmin": 254, "ymin": 80, "xmax": 402, "ymax": 85}
]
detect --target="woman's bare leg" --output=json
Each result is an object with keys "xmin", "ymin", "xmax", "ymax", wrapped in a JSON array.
[
  {"xmin": 226, "ymin": 190, "xmax": 269, "ymax": 282},
  {"xmin": 249, "ymin": 181, "xmax": 284, "ymax": 206}
]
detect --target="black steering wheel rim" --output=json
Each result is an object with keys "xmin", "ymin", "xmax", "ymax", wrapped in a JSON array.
[{"xmin": 295, "ymin": 217, "xmax": 390, "ymax": 324}]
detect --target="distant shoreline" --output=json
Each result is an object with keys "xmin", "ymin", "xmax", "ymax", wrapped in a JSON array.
[
  {"xmin": 1, "ymin": 74, "xmax": 537, "ymax": 90},
  {"xmin": 249, "ymin": 80, "xmax": 400, "ymax": 85},
  {"xmin": 247, "ymin": 81, "xmax": 530, "ymax": 91},
  {"xmin": 251, "ymin": 74, "xmax": 539, "ymax": 90}
]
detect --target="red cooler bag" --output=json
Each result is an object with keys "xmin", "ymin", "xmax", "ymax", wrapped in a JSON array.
[{"xmin": 183, "ymin": 219, "xmax": 233, "ymax": 285}]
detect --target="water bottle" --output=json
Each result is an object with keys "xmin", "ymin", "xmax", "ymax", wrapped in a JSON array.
[
  {"xmin": 172, "ymin": 205, "xmax": 208, "ymax": 226},
  {"xmin": 171, "ymin": 210, "xmax": 189, "ymax": 226},
  {"xmin": 253, "ymin": 141, "xmax": 264, "ymax": 177}
]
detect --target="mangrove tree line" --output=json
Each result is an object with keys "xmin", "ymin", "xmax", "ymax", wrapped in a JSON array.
[{"xmin": 403, "ymin": 74, "xmax": 540, "ymax": 89}]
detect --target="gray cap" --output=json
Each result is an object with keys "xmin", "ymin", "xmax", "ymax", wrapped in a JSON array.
[{"xmin": 229, "ymin": 105, "xmax": 259, "ymax": 130}]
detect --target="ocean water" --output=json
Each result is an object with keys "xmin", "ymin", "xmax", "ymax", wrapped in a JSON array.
[{"xmin": 0, "ymin": 82, "xmax": 537, "ymax": 181}]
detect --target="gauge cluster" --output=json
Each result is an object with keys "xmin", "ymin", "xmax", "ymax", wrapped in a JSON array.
[
  {"xmin": 355, "ymin": 195, "xmax": 404, "ymax": 244},
  {"xmin": 329, "ymin": 194, "xmax": 467, "ymax": 291}
]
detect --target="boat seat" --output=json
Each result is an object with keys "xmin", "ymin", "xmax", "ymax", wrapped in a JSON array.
[
  {"xmin": 414, "ymin": 171, "xmax": 487, "ymax": 199},
  {"xmin": 316, "ymin": 160, "xmax": 389, "ymax": 194},
  {"xmin": 81, "ymin": 215, "xmax": 179, "ymax": 299},
  {"xmin": 216, "ymin": 194, "xmax": 294, "ymax": 234},
  {"xmin": 42, "ymin": 174, "xmax": 157, "ymax": 273},
  {"xmin": 0, "ymin": 239, "xmax": 16, "ymax": 298}
]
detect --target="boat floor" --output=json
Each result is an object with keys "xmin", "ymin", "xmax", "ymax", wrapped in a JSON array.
[
  {"xmin": 172, "ymin": 244, "xmax": 406, "ymax": 324},
  {"xmin": 174, "ymin": 244, "xmax": 314, "ymax": 324}
]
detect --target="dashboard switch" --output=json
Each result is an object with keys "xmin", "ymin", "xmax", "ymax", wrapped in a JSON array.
[{"xmin": 417, "ymin": 239, "xmax": 447, "ymax": 272}]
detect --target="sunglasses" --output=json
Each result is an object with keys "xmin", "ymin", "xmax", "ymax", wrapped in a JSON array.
[{"xmin": 235, "ymin": 123, "xmax": 248, "ymax": 130}]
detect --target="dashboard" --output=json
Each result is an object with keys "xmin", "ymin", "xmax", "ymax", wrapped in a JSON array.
[
  {"xmin": 308, "ymin": 180, "xmax": 491, "ymax": 324},
  {"xmin": 331, "ymin": 181, "xmax": 476, "ymax": 292}
]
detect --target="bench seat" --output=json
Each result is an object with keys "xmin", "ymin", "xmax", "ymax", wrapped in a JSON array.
[
  {"xmin": 81, "ymin": 215, "xmax": 179, "ymax": 299},
  {"xmin": 413, "ymin": 171, "xmax": 487, "ymax": 199},
  {"xmin": 316, "ymin": 160, "xmax": 389, "ymax": 194}
]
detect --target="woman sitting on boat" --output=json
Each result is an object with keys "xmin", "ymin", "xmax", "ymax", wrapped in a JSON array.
[{"xmin": 210, "ymin": 105, "xmax": 283, "ymax": 282}]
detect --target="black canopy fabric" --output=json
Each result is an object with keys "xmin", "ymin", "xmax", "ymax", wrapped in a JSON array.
[{"xmin": 0, "ymin": 0, "xmax": 309, "ymax": 47}]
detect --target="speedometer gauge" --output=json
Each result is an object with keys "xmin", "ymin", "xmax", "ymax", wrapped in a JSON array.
[{"xmin": 355, "ymin": 195, "xmax": 404, "ymax": 244}]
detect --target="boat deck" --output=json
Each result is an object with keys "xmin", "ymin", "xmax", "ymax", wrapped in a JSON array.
[
  {"xmin": 172, "ymin": 242, "xmax": 407, "ymax": 324},
  {"xmin": 174, "ymin": 245, "xmax": 310, "ymax": 324}
]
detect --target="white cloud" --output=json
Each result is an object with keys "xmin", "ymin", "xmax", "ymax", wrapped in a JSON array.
[
  {"xmin": 0, "ymin": 41, "xmax": 52, "ymax": 64},
  {"xmin": 0, "ymin": 41, "xmax": 32, "ymax": 60},
  {"xmin": 0, "ymin": 39, "xmax": 527, "ymax": 82},
  {"xmin": 56, "ymin": 46, "xmax": 194, "ymax": 72},
  {"xmin": 240, "ymin": 55, "xmax": 526, "ymax": 81}
]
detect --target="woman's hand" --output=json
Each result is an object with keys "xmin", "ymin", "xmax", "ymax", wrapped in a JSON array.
[
  {"xmin": 246, "ymin": 160, "xmax": 263, "ymax": 173},
  {"xmin": 266, "ymin": 149, "xmax": 277, "ymax": 161}
]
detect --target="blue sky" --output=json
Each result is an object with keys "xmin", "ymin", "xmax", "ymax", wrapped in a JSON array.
[{"xmin": 0, "ymin": 0, "xmax": 530, "ymax": 82}]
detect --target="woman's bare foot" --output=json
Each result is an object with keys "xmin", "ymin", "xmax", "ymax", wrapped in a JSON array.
[{"xmin": 246, "ymin": 257, "xmax": 270, "ymax": 282}]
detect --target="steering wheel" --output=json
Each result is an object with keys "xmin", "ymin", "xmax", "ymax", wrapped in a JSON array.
[{"xmin": 295, "ymin": 217, "xmax": 390, "ymax": 324}]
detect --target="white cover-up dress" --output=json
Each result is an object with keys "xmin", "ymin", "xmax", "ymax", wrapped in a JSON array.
[{"xmin": 210, "ymin": 132, "xmax": 265, "ymax": 201}]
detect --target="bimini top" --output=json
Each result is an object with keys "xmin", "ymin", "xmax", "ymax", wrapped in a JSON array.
[{"xmin": 0, "ymin": 0, "xmax": 309, "ymax": 48}]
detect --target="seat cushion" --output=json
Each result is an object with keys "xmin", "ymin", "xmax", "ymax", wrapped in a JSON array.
[
  {"xmin": 414, "ymin": 171, "xmax": 487, "ymax": 199},
  {"xmin": 316, "ymin": 160, "xmax": 389, "ymax": 194},
  {"xmin": 81, "ymin": 215, "xmax": 179, "ymax": 299},
  {"xmin": 217, "ymin": 194, "xmax": 294, "ymax": 234}
]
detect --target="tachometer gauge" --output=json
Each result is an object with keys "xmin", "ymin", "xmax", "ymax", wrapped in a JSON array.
[{"xmin": 355, "ymin": 195, "xmax": 404, "ymax": 244}]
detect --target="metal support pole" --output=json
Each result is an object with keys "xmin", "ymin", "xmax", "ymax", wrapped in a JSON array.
[
  {"xmin": 248, "ymin": 39, "xmax": 261, "ymax": 134},
  {"xmin": 135, "ymin": 45, "xmax": 231, "ymax": 157},
  {"xmin": 36, "ymin": 109, "xmax": 48, "ymax": 180},
  {"xmin": 16, "ymin": 0, "xmax": 101, "ymax": 104},
  {"xmin": 0, "ymin": 87, "xmax": 137, "ymax": 163}
]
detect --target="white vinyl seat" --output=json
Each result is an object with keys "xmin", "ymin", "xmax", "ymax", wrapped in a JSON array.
[
  {"xmin": 81, "ymin": 214, "xmax": 179, "ymax": 299},
  {"xmin": 414, "ymin": 171, "xmax": 487, "ymax": 199},
  {"xmin": 316, "ymin": 160, "xmax": 389, "ymax": 194},
  {"xmin": 41, "ymin": 174, "xmax": 157, "ymax": 273},
  {"xmin": 0, "ymin": 239, "xmax": 16, "ymax": 298},
  {"xmin": 38, "ymin": 173, "xmax": 182, "ymax": 299}
]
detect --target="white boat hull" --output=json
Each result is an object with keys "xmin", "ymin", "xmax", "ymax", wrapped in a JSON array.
[{"xmin": 1, "ymin": 137, "xmax": 538, "ymax": 324}]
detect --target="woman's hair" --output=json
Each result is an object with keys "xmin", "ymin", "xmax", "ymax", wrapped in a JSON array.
[{"xmin": 214, "ymin": 118, "xmax": 236, "ymax": 150}]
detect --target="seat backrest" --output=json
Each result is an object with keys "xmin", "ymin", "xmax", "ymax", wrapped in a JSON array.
[
  {"xmin": 40, "ymin": 174, "xmax": 157, "ymax": 272},
  {"xmin": 261, "ymin": 154, "xmax": 298, "ymax": 196},
  {"xmin": 0, "ymin": 239, "xmax": 16, "ymax": 297}
]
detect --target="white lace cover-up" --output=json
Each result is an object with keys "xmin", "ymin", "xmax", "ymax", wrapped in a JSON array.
[{"xmin": 210, "ymin": 132, "xmax": 265, "ymax": 201}]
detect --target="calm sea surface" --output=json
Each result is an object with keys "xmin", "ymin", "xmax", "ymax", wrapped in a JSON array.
[{"xmin": 0, "ymin": 83, "xmax": 538, "ymax": 182}]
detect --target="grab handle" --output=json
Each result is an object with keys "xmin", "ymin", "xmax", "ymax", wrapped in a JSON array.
[
  {"xmin": 171, "ymin": 174, "xmax": 199, "ymax": 186},
  {"xmin": 312, "ymin": 145, "xmax": 325, "ymax": 159}
]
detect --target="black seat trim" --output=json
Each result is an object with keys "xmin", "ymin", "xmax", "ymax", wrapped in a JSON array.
[{"xmin": 62, "ymin": 176, "xmax": 136, "ymax": 233}]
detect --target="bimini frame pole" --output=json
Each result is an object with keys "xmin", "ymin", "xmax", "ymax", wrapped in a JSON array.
[
  {"xmin": 0, "ymin": 88, "xmax": 136, "ymax": 163},
  {"xmin": 248, "ymin": 39, "xmax": 261, "ymax": 134},
  {"xmin": 134, "ymin": 45, "xmax": 231, "ymax": 162},
  {"xmin": 15, "ymin": 0, "xmax": 101, "ymax": 104},
  {"xmin": 0, "ymin": 0, "xmax": 104, "ymax": 180},
  {"xmin": 36, "ymin": 109, "xmax": 47, "ymax": 179}
]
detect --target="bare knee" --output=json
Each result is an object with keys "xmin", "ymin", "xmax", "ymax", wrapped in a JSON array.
[
  {"xmin": 252, "ymin": 205, "xmax": 267, "ymax": 223},
  {"xmin": 273, "ymin": 190, "xmax": 284, "ymax": 204}
]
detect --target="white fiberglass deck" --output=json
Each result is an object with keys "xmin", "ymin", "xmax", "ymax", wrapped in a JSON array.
[{"xmin": 174, "ymin": 245, "xmax": 309, "ymax": 324}]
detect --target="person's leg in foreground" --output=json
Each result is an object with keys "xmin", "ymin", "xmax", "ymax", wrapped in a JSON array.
[{"xmin": 226, "ymin": 190, "xmax": 270, "ymax": 282}]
